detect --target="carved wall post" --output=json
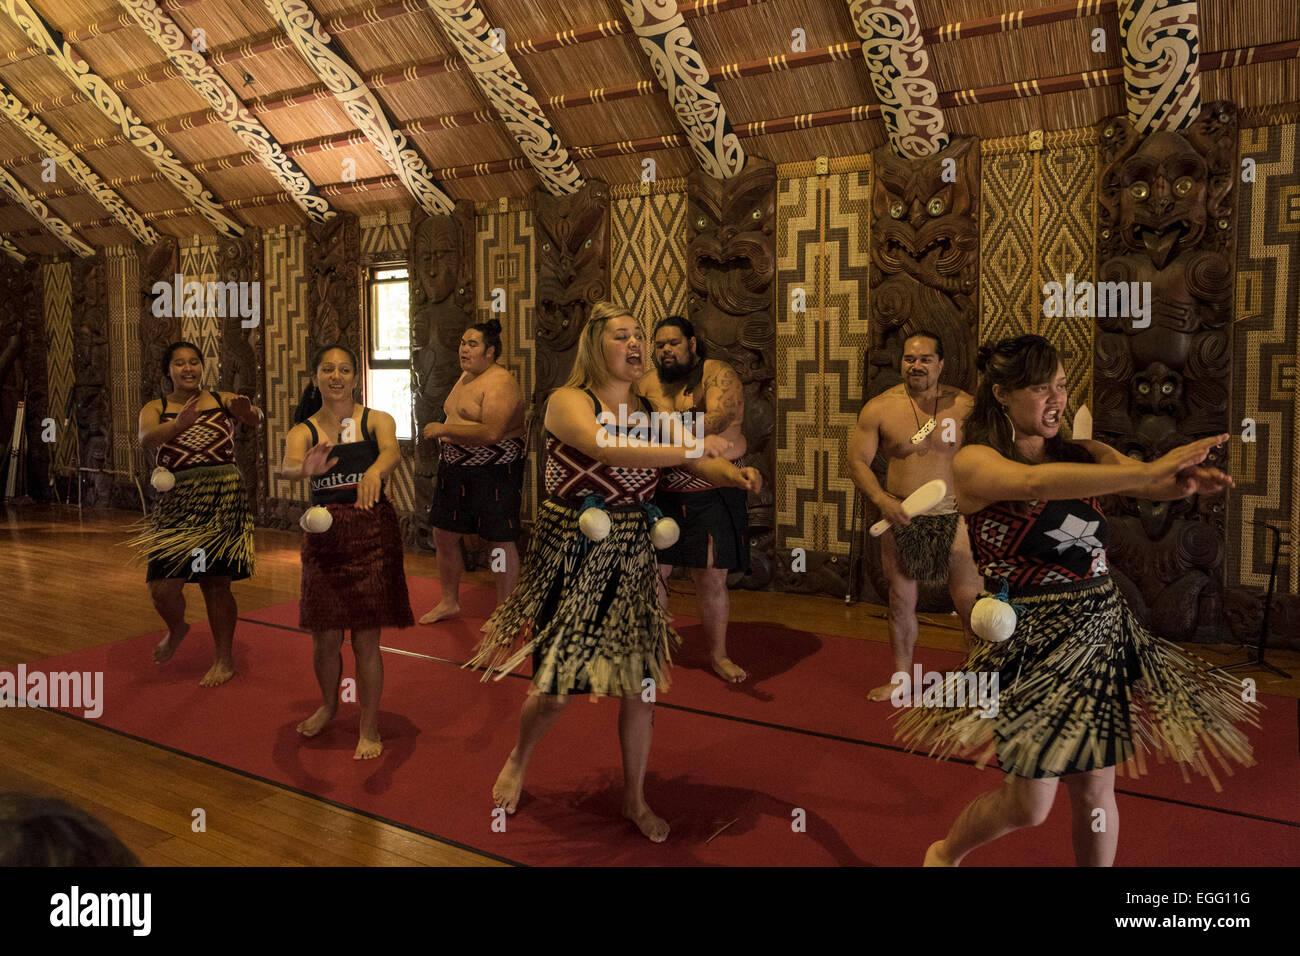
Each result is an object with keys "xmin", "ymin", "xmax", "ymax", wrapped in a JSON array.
[{"xmin": 215, "ymin": 232, "xmax": 266, "ymax": 521}]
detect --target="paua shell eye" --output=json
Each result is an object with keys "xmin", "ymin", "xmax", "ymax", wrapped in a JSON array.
[
  {"xmin": 751, "ymin": 208, "xmax": 762, "ymax": 220},
  {"xmin": 1137, "ymin": 381, "xmax": 1151, "ymax": 395},
  {"xmin": 1174, "ymin": 176, "xmax": 1193, "ymax": 196},
  {"xmin": 696, "ymin": 217, "xmax": 707, "ymax": 229},
  {"xmin": 889, "ymin": 201, "xmax": 904, "ymax": 219},
  {"xmin": 1161, "ymin": 381, "xmax": 1174, "ymax": 395},
  {"xmin": 927, "ymin": 197, "xmax": 945, "ymax": 216},
  {"xmin": 584, "ymin": 238, "xmax": 592, "ymax": 248},
  {"xmin": 1130, "ymin": 181, "xmax": 1150, "ymax": 201}
]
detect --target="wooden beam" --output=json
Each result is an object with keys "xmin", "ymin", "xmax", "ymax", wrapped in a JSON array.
[
  {"xmin": 117, "ymin": 0, "xmax": 336, "ymax": 224},
  {"xmin": 0, "ymin": 165, "xmax": 94, "ymax": 257},
  {"xmin": 1118, "ymin": 0, "xmax": 1201, "ymax": 133},
  {"xmin": 620, "ymin": 0, "xmax": 744, "ymax": 178},
  {"xmin": 0, "ymin": 0, "xmax": 244, "ymax": 237},
  {"xmin": 420, "ymin": 0, "xmax": 582, "ymax": 195},
  {"xmin": 259, "ymin": 0, "xmax": 456, "ymax": 216}
]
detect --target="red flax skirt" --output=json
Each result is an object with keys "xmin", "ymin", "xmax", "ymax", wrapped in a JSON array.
[{"xmin": 299, "ymin": 498, "xmax": 414, "ymax": 631}]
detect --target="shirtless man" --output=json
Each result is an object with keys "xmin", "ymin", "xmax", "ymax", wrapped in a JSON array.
[
  {"xmin": 420, "ymin": 319, "xmax": 527, "ymax": 623},
  {"xmin": 847, "ymin": 331, "xmax": 982, "ymax": 701},
  {"xmin": 640, "ymin": 315, "xmax": 759, "ymax": 683}
]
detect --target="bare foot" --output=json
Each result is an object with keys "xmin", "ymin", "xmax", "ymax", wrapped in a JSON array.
[
  {"xmin": 924, "ymin": 840, "xmax": 956, "ymax": 867},
  {"xmin": 419, "ymin": 600, "xmax": 460, "ymax": 625},
  {"xmin": 199, "ymin": 659, "xmax": 235, "ymax": 687},
  {"xmin": 296, "ymin": 705, "xmax": 337, "ymax": 738},
  {"xmin": 868, "ymin": 679, "xmax": 904, "ymax": 702},
  {"xmin": 711, "ymin": 656, "xmax": 748, "ymax": 683},
  {"xmin": 354, "ymin": 736, "xmax": 382, "ymax": 760},
  {"xmin": 153, "ymin": 623, "xmax": 190, "ymax": 663},
  {"xmin": 493, "ymin": 755, "xmax": 525, "ymax": 813},
  {"xmin": 623, "ymin": 799, "xmax": 670, "ymax": 843}
]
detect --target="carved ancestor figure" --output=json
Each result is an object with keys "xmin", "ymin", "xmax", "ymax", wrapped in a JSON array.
[
  {"xmin": 307, "ymin": 213, "xmax": 361, "ymax": 358},
  {"xmin": 1093, "ymin": 102, "xmax": 1236, "ymax": 640},
  {"xmin": 686, "ymin": 158, "xmax": 777, "ymax": 588},
  {"xmin": 140, "ymin": 236, "xmax": 180, "ymax": 404},
  {"xmin": 216, "ymin": 234, "xmax": 266, "ymax": 522},
  {"xmin": 409, "ymin": 202, "xmax": 475, "ymax": 522},
  {"xmin": 862, "ymin": 136, "xmax": 979, "ymax": 610}
]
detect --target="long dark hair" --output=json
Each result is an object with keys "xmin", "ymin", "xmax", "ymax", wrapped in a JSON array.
[
  {"xmin": 653, "ymin": 314, "xmax": 708, "ymax": 392},
  {"xmin": 161, "ymin": 341, "xmax": 203, "ymax": 397},
  {"xmin": 293, "ymin": 343, "xmax": 361, "ymax": 424},
  {"xmin": 467, "ymin": 318, "xmax": 502, "ymax": 362},
  {"xmin": 965, "ymin": 334, "xmax": 1092, "ymax": 466}
]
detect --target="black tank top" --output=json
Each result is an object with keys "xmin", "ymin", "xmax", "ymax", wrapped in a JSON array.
[{"xmin": 304, "ymin": 407, "xmax": 384, "ymax": 505}]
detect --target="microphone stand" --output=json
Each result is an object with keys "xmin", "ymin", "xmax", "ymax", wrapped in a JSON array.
[{"xmin": 1217, "ymin": 520, "xmax": 1291, "ymax": 678}]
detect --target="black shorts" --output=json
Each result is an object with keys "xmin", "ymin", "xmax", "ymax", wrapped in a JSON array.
[
  {"xmin": 429, "ymin": 460, "xmax": 524, "ymax": 542},
  {"xmin": 653, "ymin": 486, "xmax": 750, "ymax": 572}
]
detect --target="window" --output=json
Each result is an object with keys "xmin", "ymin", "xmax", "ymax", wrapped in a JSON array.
[{"xmin": 366, "ymin": 265, "xmax": 412, "ymax": 440}]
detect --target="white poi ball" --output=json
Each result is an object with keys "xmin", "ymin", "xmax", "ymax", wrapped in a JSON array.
[
  {"xmin": 579, "ymin": 507, "xmax": 611, "ymax": 541},
  {"xmin": 971, "ymin": 595, "xmax": 1017, "ymax": 643},
  {"xmin": 150, "ymin": 467, "xmax": 175, "ymax": 492},
  {"xmin": 650, "ymin": 516, "xmax": 680, "ymax": 550},
  {"xmin": 300, "ymin": 505, "xmax": 333, "ymax": 534}
]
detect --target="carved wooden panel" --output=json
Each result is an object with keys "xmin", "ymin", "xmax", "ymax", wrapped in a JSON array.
[
  {"xmin": 306, "ymin": 212, "xmax": 361, "ymax": 358},
  {"xmin": 687, "ymin": 157, "xmax": 777, "ymax": 589},
  {"xmin": 1094, "ymin": 101, "xmax": 1236, "ymax": 641},
  {"xmin": 409, "ymin": 200, "xmax": 475, "ymax": 538},
  {"xmin": 215, "ymin": 233, "xmax": 266, "ymax": 522},
  {"xmin": 139, "ymin": 236, "xmax": 180, "ymax": 406},
  {"xmin": 69, "ymin": 255, "xmax": 112, "ymax": 507},
  {"xmin": 0, "ymin": 257, "xmax": 47, "ymax": 498},
  {"xmin": 861, "ymin": 135, "xmax": 979, "ymax": 611}
]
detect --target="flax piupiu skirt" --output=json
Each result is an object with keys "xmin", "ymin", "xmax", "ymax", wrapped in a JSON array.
[
  {"xmin": 468, "ymin": 496, "xmax": 679, "ymax": 697},
  {"xmin": 130, "ymin": 463, "xmax": 254, "ymax": 582},
  {"xmin": 894, "ymin": 576, "xmax": 1258, "ymax": 786},
  {"xmin": 299, "ymin": 498, "xmax": 414, "ymax": 631}
]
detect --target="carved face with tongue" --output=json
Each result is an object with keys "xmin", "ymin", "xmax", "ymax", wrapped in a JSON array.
[{"xmin": 1119, "ymin": 132, "xmax": 1207, "ymax": 270}]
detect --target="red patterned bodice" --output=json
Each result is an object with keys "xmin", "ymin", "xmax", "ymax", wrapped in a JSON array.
[
  {"xmin": 156, "ymin": 392, "xmax": 236, "ymax": 471},
  {"xmin": 967, "ymin": 496, "xmax": 1112, "ymax": 593}
]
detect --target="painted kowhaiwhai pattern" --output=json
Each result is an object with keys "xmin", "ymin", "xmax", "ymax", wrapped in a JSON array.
[
  {"xmin": 1119, "ymin": 0, "xmax": 1201, "ymax": 134},
  {"xmin": 424, "ymin": 0, "xmax": 583, "ymax": 195},
  {"xmin": 621, "ymin": 0, "xmax": 744, "ymax": 179},
  {"xmin": 0, "ymin": 165, "xmax": 93, "ymax": 257},
  {"xmin": 0, "ymin": 0, "xmax": 243, "ymax": 237},
  {"xmin": 262, "ymin": 0, "xmax": 456, "ymax": 216},
  {"xmin": 121, "ymin": 0, "xmax": 335, "ymax": 223},
  {"xmin": 0, "ymin": 79, "xmax": 157, "ymax": 245}
]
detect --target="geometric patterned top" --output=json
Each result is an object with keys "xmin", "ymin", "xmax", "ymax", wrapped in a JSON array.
[
  {"xmin": 543, "ymin": 389, "xmax": 659, "ymax": 506},
  {"xmin": 658, "ymin": 459, "xmax": 744, "ymax": 494},
  {"xmin": 156, "ymin": 391, "xmax": 236, "ymax": 471},
  {"xmin": 967, "ymin": 496, "xmax": 1112, "ymax": 594},
  {"xmin": 439, "ymin": 436, "xmax": 526, "ymax": 467}
]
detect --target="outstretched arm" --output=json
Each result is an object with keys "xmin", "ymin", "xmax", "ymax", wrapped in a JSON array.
[
  {"xmin": 1074, "ymin": 438, "xmax": 1235, "ymax": 500},
  {"xmin": 545, "ymin": 387, "xmax": 729, "ymax": 468}
]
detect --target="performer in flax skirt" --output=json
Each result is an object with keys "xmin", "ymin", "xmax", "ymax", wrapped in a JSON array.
[
  {"xmin": 469, "ymin": 302, "xmax": 753, "ymax": 842},
  {"xmin": 281, "ymin": 345, "xmax": 413, "ymax": 760},
  {"xmin": 133, "ymin": 341, "xmax": 262, "ymax": 687},
  {"xmin": 897, "ymin": 334, "xmax": 1258, "ymax": 867}
]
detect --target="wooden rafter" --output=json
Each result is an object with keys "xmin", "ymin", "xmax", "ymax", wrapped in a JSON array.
[
  {"xmin": 620, "ymin": 0, "xmax": 744, "ymax": 178},
  {"xmin": 117, "ymin": 0, "xmax": 336, "ymax": 224},
  {"xmin": 420, "ymin": 0, "xmax": 582, "ymax": 195},
  {"xmin": 0, "ymin": 235, "xmax": 26, "ymax": 262},
  {"xmin": 847, "ymin": 0, "xmax": 951, "ymax": 159},
  {"xmin": 0, "ymin": 165, "xmax": 94, "ymax": 257},
  {"xmin": 0, "ymin": 0, "xmax": 245, "ymax": 237},
  {"xmin": 0, "ymin": 78, "xmax": 160, "ymax": 245},
  {"xmin": 259, "ymin": 0, "xmax": 456, "ymax": 216},
  {"xmin": 1118, "ymin": 0, "xmax": 1202, "ymax": 133}
]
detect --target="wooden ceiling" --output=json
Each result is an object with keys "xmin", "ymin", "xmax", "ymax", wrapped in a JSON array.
[{"xmin": 1, "ymin": 0, "xmax": 1297, "ymax": 257}]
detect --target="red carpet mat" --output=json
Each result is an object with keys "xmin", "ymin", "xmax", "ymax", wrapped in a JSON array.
[
  {"xmin": 246, "ymin": 577, "xmax": 1300, "ymax": 825},
  {"xmin": 25, "ymin": 594, "xmax": 1300, "ymax": 866}
]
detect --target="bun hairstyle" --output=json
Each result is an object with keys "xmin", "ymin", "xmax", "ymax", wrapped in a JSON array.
[
  {"xmin": 293, "ymin": 343, "xmax": 361, "ymax": 424},
  {"xmin": 161, "ymin": 341, "xmax": 204, "ymax": 396},
  {"xmin": 468, "ymin": 318, "xmax": 503, "ymax": 361},
  {"xmin": 965, "ymin": 334, "xmax": 1092, "ymax": 466}
]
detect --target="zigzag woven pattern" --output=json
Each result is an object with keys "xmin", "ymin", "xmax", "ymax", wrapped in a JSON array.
[
  {"xmin": 610, "ymin": 192, "xmax": 689, "ymax": 330},
  {"xmin": 262, "ymin": 226, "xmax": 310, "ymax": 501},
  {"xmin": 107, "ymin": 248, "xmax": 141, "ymax": 477},
  {"xmin": 179, "ymin": 240, "xmax": 222, "ymax": 389},
  {"xmin": 42, "ymin": 260, "xmax": 74, "ymax": 473},
  {"xmin": 1230, "ymin": 123, "xmax": 1299, "ymax": 592}
]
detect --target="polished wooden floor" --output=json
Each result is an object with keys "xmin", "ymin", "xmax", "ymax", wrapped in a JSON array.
[{"xmin": 3, "ymin": 504, "xmax": 1297, "ymax": 866}]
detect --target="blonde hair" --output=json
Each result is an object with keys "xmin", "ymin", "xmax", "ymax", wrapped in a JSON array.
[{"xmin": 562, "ymin": 301, "xmax": 643, "ymax": 390}]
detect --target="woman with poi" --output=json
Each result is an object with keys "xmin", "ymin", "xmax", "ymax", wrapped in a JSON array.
[
  {"xmin": 133, "ymin": 341, "xmax": 262, "ymax": 686},
  {"xmin": 899, "ymin": 335, "xmax": 1257, "ymax": 866},
  {"xmin": 469, "ymin": 302, "xmax": 753, "ymax": 842},
  {"xmin": 281, "ymin": 345, "xmax": 413, "ymax": 760}
]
